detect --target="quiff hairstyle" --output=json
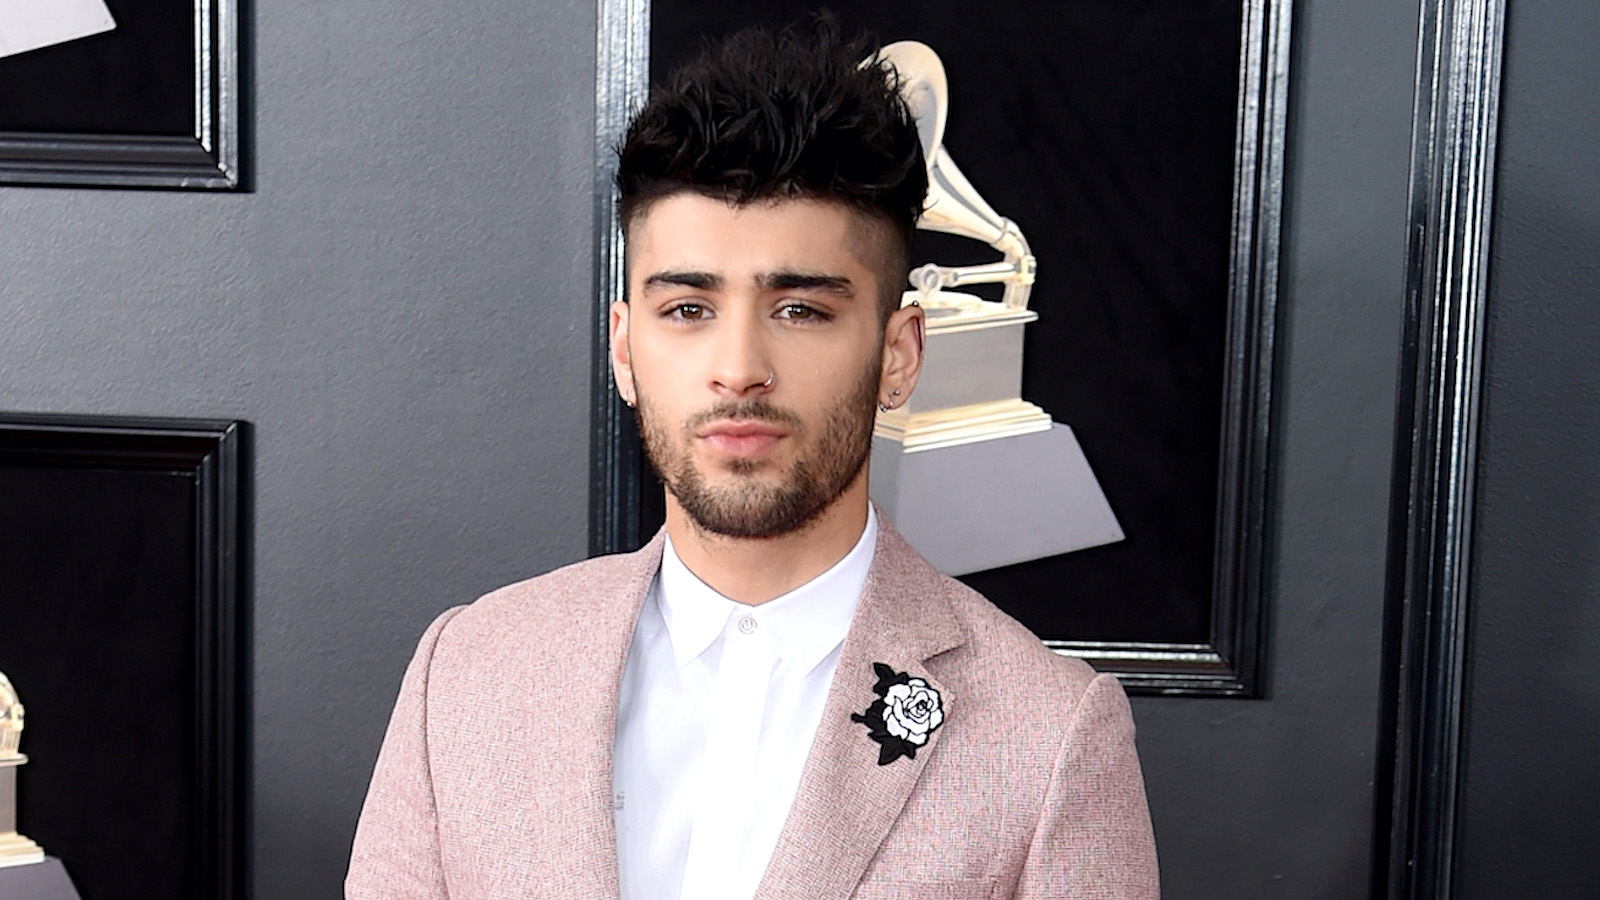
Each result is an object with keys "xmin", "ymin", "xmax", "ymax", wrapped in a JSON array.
[{"xmin": 616, "ymin": 17, "xmax": 928, "ymax": 319}]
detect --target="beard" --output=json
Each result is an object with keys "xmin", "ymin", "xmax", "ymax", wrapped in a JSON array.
[{"xmin": 635, "ymin": 362, "xmax": 879, "ymax": 540}]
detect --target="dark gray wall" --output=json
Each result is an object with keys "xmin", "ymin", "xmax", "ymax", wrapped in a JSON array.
[
  {"xmin": 18, "ymin": 0, "xmax": 1583, "ymax": 897},
  {"xmin": 1128, "ymin": 0, "xmax": 1418, "ymax": 895},
  {"xmin": 0, "ymin": 1, "xmax": 597, "ymax": 897},
  {"xmin": 1458, "ymin": 0, "xmax": 1600, "ymax": 895}
]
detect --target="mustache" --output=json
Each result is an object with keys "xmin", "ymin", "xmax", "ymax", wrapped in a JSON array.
[{"xmin": 683, "ymin": 397, "xmax": 804, "ymax": 432}]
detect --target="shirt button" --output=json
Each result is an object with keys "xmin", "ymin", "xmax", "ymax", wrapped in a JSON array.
[{"xmin": 737, "ymin": 615, "xmax": 758, "ymax": 635}]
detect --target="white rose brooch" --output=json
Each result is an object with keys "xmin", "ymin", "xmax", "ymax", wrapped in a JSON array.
[{"xmin": 850, "ymin": 663, "xmax": 945, "ymax": 765}]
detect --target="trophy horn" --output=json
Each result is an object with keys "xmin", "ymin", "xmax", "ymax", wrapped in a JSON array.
[
  {"xmin": 880, "ymin": 41, "xmax": 1036, "ymax": 311},
  {"xmin": 866, "ymin": 42, "xmax": 1122, "ymax": 578}
]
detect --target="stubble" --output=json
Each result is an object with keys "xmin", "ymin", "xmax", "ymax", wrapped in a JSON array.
[{"xmin": 635, "ymin": 361, "xmax": 880, "ymax": 539}]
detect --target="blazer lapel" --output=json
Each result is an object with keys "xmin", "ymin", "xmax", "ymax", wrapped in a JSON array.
[
  {"xmin": 539, "ymin": 531, "xmax": 664, "ymax": 900},
  {"xmin": 754, "ymin": 521, "xmax": 965, "ymax": 900}
]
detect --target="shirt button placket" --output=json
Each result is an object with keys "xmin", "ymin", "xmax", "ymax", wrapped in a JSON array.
[{"xmin": 681, "ymin": 614, "xmax": 773, "ymax": 900}]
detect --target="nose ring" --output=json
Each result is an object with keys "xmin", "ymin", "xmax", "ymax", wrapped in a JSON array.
[{"xmin": 762, "ymin": 372, "xmax": 775, "ymax": 389}]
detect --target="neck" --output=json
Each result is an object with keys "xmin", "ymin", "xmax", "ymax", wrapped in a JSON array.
[{"xmin": 664, "ymin": 477, "xmax": 872, "ymax": 605}]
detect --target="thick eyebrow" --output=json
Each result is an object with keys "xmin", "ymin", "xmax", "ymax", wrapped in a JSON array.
[
  {"xmin": 642, "ymin": 270, "xmax": 721, "ymax": 294},
  {"xmin": 759, "ymin": 271, "xmax": 856, "ymax": 297}
]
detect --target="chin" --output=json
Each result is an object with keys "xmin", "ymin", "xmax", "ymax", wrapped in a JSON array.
[{"xmin": 716, "ymin": 456, "xmax": 782, "ymax": 477}]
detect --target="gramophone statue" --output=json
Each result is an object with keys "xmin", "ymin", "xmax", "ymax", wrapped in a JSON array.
[
  {"xmin": 868, "ymin": 41, "xmax": 1123, "ymax": 576},
  {"xmin": 0, "ymin": 672, "xmax": 83, "ymax": 898},
  {"xmin": 0, "ymin": 670, "xmax": 45, "ymax": 868}
]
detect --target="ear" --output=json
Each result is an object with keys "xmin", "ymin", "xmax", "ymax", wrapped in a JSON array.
[
  {"xmin": 609, "ymin": 300, "xmax": 635, "ymax": 406},
  {"xmin": 879, "ymin": 302, "xmax": 925, "ymax": 407}
]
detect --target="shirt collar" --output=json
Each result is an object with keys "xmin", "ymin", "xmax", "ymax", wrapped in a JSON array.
[{"xmin": 656, "ymin": 507, "xmax": 878, "ymax": 675}]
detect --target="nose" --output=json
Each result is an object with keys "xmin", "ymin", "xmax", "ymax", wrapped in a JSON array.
[{"xmin": 708, "ymin": 308, "xmax": 775, "ymax": 398}]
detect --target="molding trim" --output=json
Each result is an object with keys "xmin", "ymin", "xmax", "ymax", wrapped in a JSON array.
[
  {"xmin": 1214, "ymin": 0, "xmax": 1296, "ymax": 697},
  {"xmin": 589, "ymin": 0, "xmax": 651, "ymax": 556},
  {"xmin": 0, "ymin": 0, "xmax": 239, "ymax": 189},
  {"xmin": 1375, "ymin": 0, "xmax": 1507, "ymax": 896},
  {"xmin": 1044, "ymin": 0, "xmax": 1293, "ymax": 697},
  {"xmin": 0, "ymin": 412, "xmax": 248, "ymax": 899}
]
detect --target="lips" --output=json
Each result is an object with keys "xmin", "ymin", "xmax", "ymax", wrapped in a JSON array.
[{"xmin": 697, "ymin": 420, "xmax": 786, "ymax": 458}]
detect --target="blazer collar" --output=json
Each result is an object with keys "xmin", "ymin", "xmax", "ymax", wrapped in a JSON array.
[
  {"xmin": 753, "ymin": 514, "xmax": 967, "ymax": 900},
  {"xmin": 577, "ymin": 514, "xmax": 964, "ymax": 900}
]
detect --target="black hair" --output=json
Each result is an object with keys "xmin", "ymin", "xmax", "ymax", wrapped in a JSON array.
[{"xmin": 616, "ymin": 16, "xmax": 927, "ymax": 316}]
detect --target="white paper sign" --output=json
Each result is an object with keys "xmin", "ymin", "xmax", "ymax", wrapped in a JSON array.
[{"xmin": 0, "ymin": 0, "xmax": 116, "ymax": 61}]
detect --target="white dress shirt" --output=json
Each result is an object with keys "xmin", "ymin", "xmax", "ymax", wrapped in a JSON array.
[{"xmin": 613, "ymin": 509, "xmax": 878, "ymax": 900}]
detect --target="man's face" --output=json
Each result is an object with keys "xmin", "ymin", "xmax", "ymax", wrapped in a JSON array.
[{"xmin": 611, "ymin": 193, "xmax": 897, "ymax": 539}]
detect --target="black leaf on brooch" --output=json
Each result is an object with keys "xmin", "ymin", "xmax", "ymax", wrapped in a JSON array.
[{"xmin": 850, "ymin": 662, "xmax": 945, "ymax": 766}]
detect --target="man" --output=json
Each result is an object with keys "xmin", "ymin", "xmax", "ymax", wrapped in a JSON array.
[{"xmin": 348, "ymin": 21, "xmax": 1157, "ymax": 900}]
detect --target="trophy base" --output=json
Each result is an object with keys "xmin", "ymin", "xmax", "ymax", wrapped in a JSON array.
[
  {"xmin": 870, "ymin": 422, "xmax": 1123, "ymax": 576},
  {"xmin": 889, "ymin": 290, "xmax": 1037, "ymax": 415},
  {"xmin": 0, "ymin": 856, "xmax": 80, "ymax": 899},
  {"xmin": 874, "ymin": 398, "xmax": 1052, "ymax": 452},
  {"xmin": 0, "ymin": 830, "xmax": 44, "ymax": 868}
]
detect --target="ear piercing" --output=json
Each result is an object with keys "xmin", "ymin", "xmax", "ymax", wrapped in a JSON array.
[{"xmin": 878, "ymin": 388, "xmax": 902, "ymax": 413}]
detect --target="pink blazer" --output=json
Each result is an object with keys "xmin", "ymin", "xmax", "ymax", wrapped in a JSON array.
[{"xmin": 347, "ymin": 521, "xmax": 1158, "ymax": 899}]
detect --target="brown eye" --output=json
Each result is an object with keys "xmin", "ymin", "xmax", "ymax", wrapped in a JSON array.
[
  {"xmin": 672, "ymin": 303, "xmax": 705, "ymax": 320},
  {"xmin": 778, "ymin": 303, "xmax": 825, "ymax": 321}
]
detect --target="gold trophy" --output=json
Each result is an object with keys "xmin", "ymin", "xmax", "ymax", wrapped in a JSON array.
[
  {"xmin": 869, "ymin": 42, "xmax": 1122, "ymax": 575},
  {"xmin": 0, "ymin": 671, "xmax": 45, "ymax": 868}
]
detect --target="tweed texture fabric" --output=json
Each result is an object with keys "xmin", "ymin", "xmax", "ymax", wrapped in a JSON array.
[{"xmin": 347, "ymin": 518, "xmax": 1159, "ymax": 899}]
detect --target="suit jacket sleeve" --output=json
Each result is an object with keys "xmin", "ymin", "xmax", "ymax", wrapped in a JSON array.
[
  {"xmin": 1014, "ymin": 672, "xmax": 1159, "ymax": 899},
  {"xmin": 347, "ymin": 607, "xmax": 465, "ymax": 900}
]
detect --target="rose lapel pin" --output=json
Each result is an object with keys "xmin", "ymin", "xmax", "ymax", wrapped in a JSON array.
[{"xmin": 851, "ymin": 662, "xmax": 945, "ymax": 765}]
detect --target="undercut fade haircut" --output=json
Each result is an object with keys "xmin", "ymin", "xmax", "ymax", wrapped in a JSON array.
[{"xmin": 617, "ymin": 16, "xmax": 928, "ymax": 319}]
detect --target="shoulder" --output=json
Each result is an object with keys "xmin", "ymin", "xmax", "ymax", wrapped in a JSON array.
[
  {"xmin": 869, "ymin": 523, "xmax": 1145, "ymax": 855},
  {"xmin": 461, "ymin": 546, "xmax": 651, "ymax": 623},
  {"xmin": 917, "ymin": 572, "xmax": 1139, "ymax": 814},
  {"xmin": 935, "ymin": 572, "xmax": 1103, "ymax": 708},
  {"xmin": 427, "ymin": 536, "xmax": 664, "ymax": 665},
  {"xmin": 874, "ymin": 520, "xmax": 1108, "ymax": 726}
]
